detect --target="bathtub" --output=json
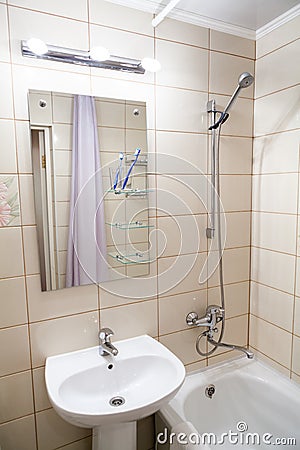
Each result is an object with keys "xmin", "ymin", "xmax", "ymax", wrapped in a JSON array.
[{"xmin": 157, "ymin": 357, "xmax": 300, "ymax": 449}]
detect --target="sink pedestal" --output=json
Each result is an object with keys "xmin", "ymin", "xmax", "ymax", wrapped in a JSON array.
[{"xmin": 92, "ymin": 422, "xmax": 137, "ymax": 450}]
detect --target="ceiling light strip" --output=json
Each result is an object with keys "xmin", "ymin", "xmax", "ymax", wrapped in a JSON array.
[{"xmin": 21, "ymin": 41, "xmax": 146, "ymax": 74}]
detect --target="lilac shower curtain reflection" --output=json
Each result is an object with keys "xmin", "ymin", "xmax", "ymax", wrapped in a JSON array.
[{"xmin": 66, "ymin": 95, "xmax": 109, "ymax": 287}]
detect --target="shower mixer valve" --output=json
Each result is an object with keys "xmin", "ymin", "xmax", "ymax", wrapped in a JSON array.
[{"xmin": 186, "ymin": 305, "xmax": 224, "ymax": 336}]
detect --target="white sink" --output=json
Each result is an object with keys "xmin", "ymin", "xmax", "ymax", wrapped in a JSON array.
[{"xmin": 45, "ymin": 335, "xmax": 185, "ymax": 431}]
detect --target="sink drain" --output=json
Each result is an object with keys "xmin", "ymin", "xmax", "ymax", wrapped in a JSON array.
[{"xmin": 109, "ymin": 396, "xmax": 125, "ymax": 407}]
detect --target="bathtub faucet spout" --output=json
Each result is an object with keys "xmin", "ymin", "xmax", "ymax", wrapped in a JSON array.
[{"xmin": 208, "ymin": 337, "xmax": 254, "ymax": 359}]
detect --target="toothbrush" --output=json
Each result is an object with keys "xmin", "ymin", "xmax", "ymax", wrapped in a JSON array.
[
  {"xmin": 113, "ymin": 152, "xmax": 124, "ymax": 190},
  {"xmin": 122, "ymin": 148, "xmax": 141, "ymax": 190}
]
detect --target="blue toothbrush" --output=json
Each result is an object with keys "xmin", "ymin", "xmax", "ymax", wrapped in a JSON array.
[
  {"xmin": 122, "ymin": 148, "xmax": 141, "ymax": 190},
  {"xmin": 113, "ymin": 152, "xmax": 124, "ymax": 190}
]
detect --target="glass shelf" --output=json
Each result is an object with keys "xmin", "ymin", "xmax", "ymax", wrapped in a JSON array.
[
  {"xmin": 108, "ymin": 188, "xmax": 152, "ymax": 197},
  {"xmin": 106, "ymin": 221, "xmax": 154, "ymax": 230},
  {"xmin": 108, "ymin": 251, "xmax": 150, "ymax": 265}
]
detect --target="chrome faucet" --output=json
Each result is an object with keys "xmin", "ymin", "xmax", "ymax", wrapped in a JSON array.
[
  {"xmin": 99, "ymin": 328, "xmax": 118, "ymax": 356},
  {"xmin": 207, "ymin": 337, "xmax": 254, "ymax": 359},
  {"xmin": 186, "ymin": 305, "xmax": 224, "ymax": 330},
  {"xmin": 186, "ymin": 306, "xmax": 254, "ymax": 359}
]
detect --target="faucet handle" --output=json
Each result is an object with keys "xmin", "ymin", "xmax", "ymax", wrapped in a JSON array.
[{"xmin": 99, "ymin": 327, "xmax": 114, "ymax": 341}]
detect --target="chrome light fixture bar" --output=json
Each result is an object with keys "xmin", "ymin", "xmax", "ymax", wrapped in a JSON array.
[{"xmin": 21, "ymin": 40, "xmax": 146, "ymax": 74}]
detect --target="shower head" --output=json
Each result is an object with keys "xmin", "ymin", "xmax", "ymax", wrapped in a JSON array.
[
  {"xmin": 209, "ymin": 72, "xmax": 254, "ymax": 130},
  {"xmin": 238, "ymin": 72, "xmax": 254, "ymax": 89},
  {"xmin": 223, "ymin": 72, "xmax": 254, "ymax": 115}
]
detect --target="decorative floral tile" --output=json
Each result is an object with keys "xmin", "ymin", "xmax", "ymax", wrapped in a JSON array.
[{"xmin": 0, "ymin": 176, "xmax": 20, "ymax": 227}]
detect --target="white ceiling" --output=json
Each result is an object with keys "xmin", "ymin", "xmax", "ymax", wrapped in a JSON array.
[
  {"xmin": 159, "ymin": 0, "xmax": 299, "ymax": 31},
  {"xmin": 106, "ymin": 0, "xmax": 300, "ymax": 38}
]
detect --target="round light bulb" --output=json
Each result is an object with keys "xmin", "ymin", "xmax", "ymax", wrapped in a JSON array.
[
  {"xmin": 141, "ymin": 57, "xmax": 161, "ymax": 73},
  {"xmin": 89, "ymin": 46, "xmax": 110, "ymax": 61},
  {"xmin": 27, "ymin": 38, "xmax": 48, "ymax": 55}
]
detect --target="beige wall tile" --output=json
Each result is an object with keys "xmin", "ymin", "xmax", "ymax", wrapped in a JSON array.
[
  {"xmin": 253, "ymin": 130, "xmax": 299, "ymax": 174},
  {"xmin": 0, "ymin": 324, "xmax": 31, "ymax": 376},
  {"xmin": 126, "ymin": 103, "xmax": 146, "ymax": 130},
  {"xmin": 89, "ymin": 0, "xmax": 153, "ymax": 36},
  {"xmin": 210, "ymin": 30, "xmax": 255, "ymax": 59},
  {"xmin": 156, "ymin": 173, "xmax": 208, "ymax": 216},
  {"xmin": 252, "ymin": 212, "xmax": 297, "ymax": 254},
  {"xmin": 30, "ymin": 311, "xmax": 99, "ymax": 367},
  {"xmin": 251, "ymin": 282, "xmax": 294, "ymax": 332},
  {"xmin": 90, "ymin": 24, "xmax": 154, "ymax": 84},
  {"xmin": 220, "ymin": 175, "xmax": 252, "ymax": 212},
  {"xmin": 52, "ymin": 94, "xmax": 73, "ymax": 124},
  {"xmin": 156, "ymin": 40, "xmax": 208, "ymax": 91},
  {"xmin": 254, "ymin": 85, "xmax": 300, "ymax": 136},
  {"xmin": 96, "ymin": 100, "xmax": 125, "ymax": 128},
  {"xmin": 16, "ymin": 120, "xmax": 33, "ymax": 173},
  {"xmin": 12, "ymin": 65, "xmax": 91, "ymax": 121},
  {"xmin": 9, "ymin": 7, "xmax": 89, "ymax": 73},
  {"xmin": 225, "ymin": 212, "xmax": 251, "ymax": 248},
  {"xmin": 158, "ymin": 253, "xmax": 207, "ymax": 297},
  {"xmin": 208, "ymin": 247, "xmax": 250, "ymax": 287},
  {"xmin": 159, "ymin": 327, "xmax": 206, "ymax": 365},
  {"xmin": 159, "ymin": 290, "xmax": 207, "ymax": 335},
  {"xmin": 0, "ymin": 277, "xmax": 27, "ymax": 328},
  {"xmin": 294, "ymin": 296, "xmax": 300, "ymax": 337},
  {"xmin": 156, "ymin": 18, "xmax": 208, "ymax": 48},
  {"xmin": 210, "ymin": 52, "xmax": 254, "ymax": 98},
  {"xmin": 32, "ymin": 367, "xmax": 51, "ymax": 412},
  {"xmin": 36, "ymin": 408, "xmax": 90, "ymax": 450},
  {"xmin": 256, "ymin": 39, "xmax": 300, "ymax": 98},
  {"xmin": 251, "ymin": 247, "xmax": 295, "ymax": 294},
  {"xmin": 0, "ymin": 120, "xmax": 17, "ymax": 173},
  {"xmin": 250, "ymin": 315, "xmax": 292, "ymax": 368},
  {"xmin": 213, "ymin": 94, "xmax": 253, "ymax": 137},
  {"xmin": 27, "ymin": 274, "xmax": 98, "ymax": 322},
  {"xmin": 0, "ymin": 371, "xmax": 34, "ymax": 423},
  {"xmin": 296, "ymin": 259, "xmax": 300, "ymax": 298},
  {"xmin": 156, "ymin": 132, "xmax": 207, "ymax": 175},
  {"xmin": 208, "ymin": 281, "xmax": 249, "ymax": 319},
  {"xmin": 157, "ymin": 214, "xmax": 207, "ymax": 257},
  {"xmin": 156, "ymin": 86, "xmax": 208, "ymax": 133},
  {"xmin": 252, "ymin": 173, "xmax": 298, "ymax": 214},
  {"xmin": 0, "ymin": 415, "xmax": 36, "ymax": 450},
  {"xmin": 0, "ymin": 227, "xmax": 24, "ymax": 278},
  {"xmin": 256, "ymin": 15, "xmax": 300, "ymax": 58},
  {"xmin": 219, "ymin": 136, "xmax": 252, "ymax": 175},
  {"xmin": 8, "ymin": 0, "xmax": 88, "ymax": 20},
  {"xmin": 23, "ymin": 225, "xmax": 40, "ymax": 275},
  {"xmin": 0, "ymin": 4, "xmax": 9, "ymax": 63},
  {"xmin": 292, "ymin": 335, "xmax": 300, "ymax": 375},
  {"xmin": 0, "ymin": 63, "xmax": 13, "ymax": 119},
  {"xmin": 19, "ymin": 174, "xmax": 36, "ymax": 225},
  {"xmin": 252, "ymin": 348, "xmax": 290, "ymax": 377},
  {"xmin": 100, "ymin": 299, "xmax": 158, "ymax": 341}
]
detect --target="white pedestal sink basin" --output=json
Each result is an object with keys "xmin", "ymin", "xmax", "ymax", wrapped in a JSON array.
[{"xmin": 45, "ymin": 335, "xmax": 185, "ymax": 450}]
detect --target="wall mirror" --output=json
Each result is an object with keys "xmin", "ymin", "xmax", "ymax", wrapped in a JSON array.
[{"xmin": 28, "ymin": 90, "xmax": 151, "ymax": 292}]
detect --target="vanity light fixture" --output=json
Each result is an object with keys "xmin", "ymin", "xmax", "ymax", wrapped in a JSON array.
[
  {"xmin": 26, "ymin": 38, "xmax": 48, "ymax": 55},
  {"xmin": 141, "ymin": 57, "xmax": 161, "ymax": 73},
  {"xmin": 21, "ymin": 40, "xmax": 161, "ymax": 74},
  {"xmin": 89, "ymin": 46, "xmax": 110, "ymax": 62}
]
